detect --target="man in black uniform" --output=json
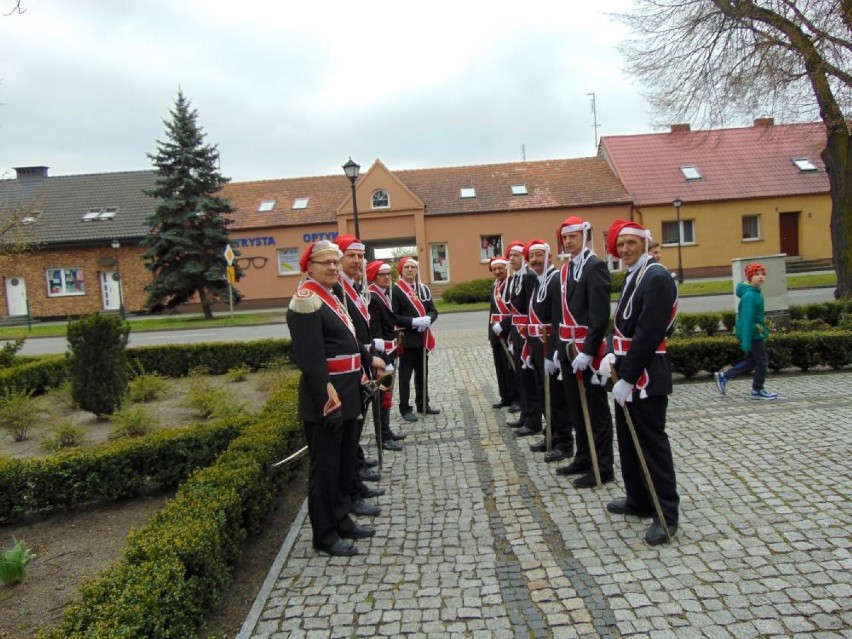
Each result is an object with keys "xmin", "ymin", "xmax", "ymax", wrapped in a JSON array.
[
  {"xmin": 287, "ymin": 240, "xmax": 386, "ymax": 556},
  {"xmin": 550, "ymin": 216, "xmax": 614, "ymax": 488},
  {"xmin": 487, "ymin": 256, "xmax": 519, "ymax": 410},
  {"xmin": 392, "ymin": 257, "xmax": 439, "ymax": 422},
  {"xmin": 598, "ymin": 219, "xmax": 680, "ymax": 546},
  {"xmin": 366, "ymin": 259, "xmax": 405, "ymax": 449}
]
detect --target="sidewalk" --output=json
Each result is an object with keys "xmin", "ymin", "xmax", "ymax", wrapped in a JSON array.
[{"xmin": 238, "ymin": 327, "xmax": 852, "ymax": 638}]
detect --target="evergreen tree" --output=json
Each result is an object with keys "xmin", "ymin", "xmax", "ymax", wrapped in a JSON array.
[{"xmin": 143, "ymin": 90, "xmax": 242, "ymax": 319}]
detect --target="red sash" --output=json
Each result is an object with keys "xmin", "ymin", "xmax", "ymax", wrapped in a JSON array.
[
  {"xmin": 369, "ymin": 283, "xmax": 392, "ymax": 310},
  {"xmin": 341, "ymin": 277, "xmax": 370, "ymax": 324},
  {"xmin": 297, "ymin": 280, "xmax": 356, "ymax": 337},
  {"xmin": 615, "ymin": 297, "xmax": 678, "ymax": 398},
  {"xmin": 558, "ymin": 263, "xmax": 589, "ymax": 344},
  {"xmin": 395, "ymin": 279, "xmax": 436, "ymax": 352}
]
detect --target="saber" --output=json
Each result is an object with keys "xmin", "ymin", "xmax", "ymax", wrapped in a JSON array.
[
  {"xmin": 421, "ymin": 343, "xmax": 428, "ymax": 416},
  {"xmin": 271, "ymin": 446, "xmax": 308, "ymax": 468},
  {"xmin": 542, "ymin": 326, "xmax": 552, "ymax": 453},
  {"xmin": 610, "ymin": 369, "xmax": 671, "ymax": 543},
  {"xmin": 569, "ymin": 343, "xmax": 601, "ymax": 487},
  {"xmin": 499, "ymin": 337, "xmax": 516, "ymax": 373}
]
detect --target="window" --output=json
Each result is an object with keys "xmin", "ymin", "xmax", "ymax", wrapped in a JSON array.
[
  {"xmin": 258, "ymin": 200, "xmax": 276, "ymax": 212},
  {"xmin": 371, "ymin": 190, "xmax": 389, "ymax": 209},
  {"xmin": 680, "ymin": 166, "xmax": 702, "ymax": 180},
  {"xmin": 22, "ymin": 211, "xmax": 40, "ymax": 224},
  {"xmin": 742, "ymin": 215, "xmax": 761, "ymax": 241},
  {"xmin": 662, "ymin": 219, "xmax": 695, "ymax": 245},
  {"xmin": 292, "ymin": 198, "xmax": 309, "ymax": 210},
  {"xmin": 277, "ymin": 247, "xmax": 300, "ymax": 275},
  {"xmin": 82, "ymin": 208, "xmax": 102, "ymax": 221},
  {"xmin": 81, "ymin": 207, "xmax": 118, "ymax": 221},
  {"xmin": 460, "ymin": 187, "xmax": 476, "ymax": 198},
  {"xmin": 480, "ymin": 234, "xmax": 503, "ymax": 262},
  {"xmin": 510, "ymin": 184, "xmax": 528, "ymax": 195},
  {"xmin": 99, "ymin": 207, "xmax": 118, "ymax": 220},
  {"xmin": 46, "ymin": 268, "xmax": 85, "ymax": 296},
  {"xmin": 792, "ymin": 157, "xmax": 818, "ymax": 172},
  {"xmin": 430, "ymin": 243, "xmax": 449, "ymax": 283}
]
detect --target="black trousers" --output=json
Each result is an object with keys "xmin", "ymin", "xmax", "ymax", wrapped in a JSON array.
[
  {"xmin": 534, "ymin": 364, "xmax": 572, "ymax": 448},
  {"xmin": 490, "ymin": 337, "xmax": 519, "ymax": 405},
  {"xmin": 398, "ymin": 347, "xmax": 429, "ymax": 413},
  {"xmin": 303, "ymin": 417, "xmax": 358, "ymax": 548},
  {"xmin": 562, "ymin": 369, "xmax": 613, "ymax": 473},
  {"xmin": 614, "ymin": 395, "xmax": 679, "ymax": 526}
]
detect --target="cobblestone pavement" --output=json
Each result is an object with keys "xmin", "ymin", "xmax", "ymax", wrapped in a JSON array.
[{"xmin": 239, "ymin": 328, "xmax": 852, "ymax": 639}]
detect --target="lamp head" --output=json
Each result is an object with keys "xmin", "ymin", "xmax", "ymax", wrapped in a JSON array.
[{"xmin": 342, "ymin": 157, "xmax": 360, "ymax": 183}]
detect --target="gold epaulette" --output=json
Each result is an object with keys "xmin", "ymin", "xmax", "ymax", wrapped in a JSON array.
[{"xmin": 288, "ymin": 288, "xmax": 322, "ymax": 314}]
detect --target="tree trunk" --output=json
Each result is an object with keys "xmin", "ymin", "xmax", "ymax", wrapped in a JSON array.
[
  {"xmin": 822, "ymin": 125, "xmax": 852, "ymax": 299},
  {"xmin": 199, "ymin": 288, "xmax": 214, "ymax": 320}
]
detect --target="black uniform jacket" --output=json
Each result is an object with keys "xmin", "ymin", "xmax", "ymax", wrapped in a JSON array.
[
  {"xmin": 501, "ymin": 269, "xmax": 537, "ymax": 353},
  {"xmin": 613, "ymin": 260, "xmax": 678, "ymax": 397},
  {"xmin": 368, "ymin": 284, "xmax": 397, "ymax": 363},
  {"xmin": 392, "ymin": 281, "xmax": 438, "ymax": 350},
  {"xmin": 529, "ymin": 265, "xmax": 558, "ymax": 365},
  {"xmin": 488, "ymin": 278, "xmax": 511, "ymax": 345},
  {"xmin": 287, "ymin": 280, "xmax": 372, "ymax": 422}
]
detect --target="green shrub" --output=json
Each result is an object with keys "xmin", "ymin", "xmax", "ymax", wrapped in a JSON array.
[
  {"xmin": 126, "ymin": 339, "xmax": 291, "ymax": 377},
  {"xmin": 0, "ymin": 337, "xmax": 26, "ymax": 368},
  {"xmin": 42, "ymin": 422, "xmax": 85, "ymax": 452},
  {"xmin": 111, "ymin": 405, "xmax": 157, "ymax": 438},
  {"xmin": 0, "ymin": 538, "xmax": 35, "ymax": 585},
  {"xmin": 127, "ymin": 372, "xmax": 170, "ymax": 403},
  {"xmin": 674, "ymin": 314, "xmax": 700, "ymax": 337},
  {"xmin": 442, "ymin": 278, "xmax": 493, "ymax": 303},
  {"xmin": 226, "ymin": 364, "xmax": 251, "ymax": 382},
  {"xmin": 0, "ymin": 387, "xmax": 39, "ymax": 442},
  {"xmin": 0, "ymin": 356, "xmax": 67, "ymax": 397},
  {"xmin": 610, "ymin": 270, "xmax": 626, "ymax": 294},
  {"xmin": 696, "ymin": 313, "xmax": 722, "ymax": 336},
  {"xmin": 67, "ymin": 314, "xmax": 129, "ymax": 416},
  {"xmin": 721, "ymin": 311, "xmax": 736, "ymax": 333}
]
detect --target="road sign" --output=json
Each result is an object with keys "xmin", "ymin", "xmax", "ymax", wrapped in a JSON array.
[
  {"xmin": 226, "ymin": 266, "xmax": 236, "ymax": 283},
  {"xmin": 224, "ymin": 244, "xmax": 235, "ymax": 266}
]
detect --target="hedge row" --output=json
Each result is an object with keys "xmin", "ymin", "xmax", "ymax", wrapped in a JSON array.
[{"xmin": 38, "ymin": 374, "xmax": 303, "ymax": 639}]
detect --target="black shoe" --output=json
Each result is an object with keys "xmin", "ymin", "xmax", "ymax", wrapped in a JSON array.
[
  {"xmin": 544, "ymin": 448, "xmax": 568, "ymax": 463},
  {"xmin": 390, "ymin": 431, "xmax": 406, "ymax": 441},
  {"xmin": 339, "ymin": 524, "xmax": 376, "ymax": 540},
  {"xmin": 508, "ymin": 403, "xmax": 522, "ymax": 413},
  {"xmin": 529, "ymin": 439, "xmax": 547, "ymax": 453},
  {"xmin": 382, "ymin": 440, "xmax": 403, "ymax": 451},
  {"xmin": 507, "ymin": 418, "xmax": 523, "ymax": 428},
  {"xmin": 515, "ymin": 426, "xmax": 540, "ymax": 437},
  {"xmin": 360, "ymin": 486, "xmax": 386, "ymax": 498},
  {"xmin": 316, "ymin": 539, "xmax": 358, "ymax": 556},
  {"xmin": 555, "ymin": 461, "xmax": 590, "ymax": 477},
  {"xmin": 572, "ymin": 472, "xmax": 615, "ymax": 488},
  {"xmin": 350, "ymin": 499, "xmax": 381, "ymax": 517},
  {"xmin": 402, "ymin": 412, "xmax": 418, "ymax": 423},
  {"xmin": 425, "ymin": 406, "xmax": 441, "ymax": 415},
  {"xmin": 359, "ymin": 469, "xmax": 381, "ymax": 482},
  {"xmin": 645, "ymin": 521, "xmax": 677, "ymax": 546},
  {"xmin": 363, "ymin": 458, "xmax": 379, "ymax": 469},
  {"xmin": 606, "ymin": 499, "xmax": 654, "ymax": 518},
  {"xmin": 492, "ymin": 401, "xmax": 510, "ymax": 409}
]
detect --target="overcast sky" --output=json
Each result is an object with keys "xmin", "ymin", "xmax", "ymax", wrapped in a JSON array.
[{"xmin": 0, "ymin": 0, "xmax": 660, "ymax": 183}]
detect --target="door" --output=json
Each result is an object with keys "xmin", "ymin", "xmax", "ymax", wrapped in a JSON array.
[
  {"xmin": 4, "ymin": 276, "xmax": 28, "ymax": 316},
  {"xmin": 100, "ymin": 271, "xmax": 121, "ymax": 311},
  {"xmin": 779, "ymin": 212, "xmax": 800, "ymax": 256}
]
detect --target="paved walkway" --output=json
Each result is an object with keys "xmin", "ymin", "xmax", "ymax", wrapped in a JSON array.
[{"xmin": 238, "ymin": 328, "xmax": 852, "ymax": 638}]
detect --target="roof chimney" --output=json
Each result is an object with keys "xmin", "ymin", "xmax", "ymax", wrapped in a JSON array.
[
  {"xmin": 753, "ymin": 117, "xmax": 775, "ymax": 127},
  {"xmin": 14, "ymin": 166, "xmax": 49, "ymax": 180},
  {"xmin": 670, "ymin": 123, "xmax": 691, "ymax": 133}
]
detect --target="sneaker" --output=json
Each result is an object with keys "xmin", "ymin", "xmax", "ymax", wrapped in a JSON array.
[
  {"xmin": 713, "ymin": 371, "xmax": 727, "ymax": 396},
  {"xmin": 751, "ymin": 389, "xmax": 778, "ymax": 400}
]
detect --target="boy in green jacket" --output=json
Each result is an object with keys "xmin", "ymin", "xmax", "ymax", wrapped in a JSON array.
[{"xmin": 714, "ymin": 262, "xmax": 778, "ymax": 400}]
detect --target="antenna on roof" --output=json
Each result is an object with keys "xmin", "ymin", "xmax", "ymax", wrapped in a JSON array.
[
  {"xmin": 521, "ymin": 144, "xmax": 526, "ymax": 161},
  {"xmin": 588, "ymin": 92, "xmax": 600, "ymax": 150}
]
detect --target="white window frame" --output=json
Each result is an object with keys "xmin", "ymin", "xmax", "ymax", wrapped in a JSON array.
[
  {"xmin": 680, "ymin": 166, "xmax": 702, "ymax": 180},
  {"xmin": 661, "ymin": 219, "xmax": 696, "ymax": 246},
  {"xmin": 277, "ymin": 247, "xmax": 301, "ymax": 276},
  {"xmin": 460, "ymin": 187, "xmax": 476, "ymax": 198},
  {"xmin": 258, "ymin": 200, "xmax": 276, "ymax": 212},
  {"xmin": 792, "ymin": 157, "xmax": 817, "ymax": 172},
  {"xmin": 510, "ymin": 184, "xmax": 528, "ymax": 196},
  {"xmin": 742, "ymin": 214, "xmax": 761, "ymax": 241},
  {"xmin": 46, "ymin": 267, "xmax": 86, "ymax": 297},
  {"xmin": 430, "ymin": 242, "xmax": 450, "ymax": 283},
  {"xmin": 371, "ymin": 190, "xmax": 390, "ymax": 209},
  {"xmin": 291, "ymin": 198, "xmax": 309, "ymax": 210}
]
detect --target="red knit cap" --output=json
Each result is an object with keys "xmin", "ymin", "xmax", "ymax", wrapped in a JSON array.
[
  {"xmin": 523, "ymin": 238, "xmax": 549, "ymax": 262},
  {"xmin": 299, "ymin": 240, "xmax": 341, "ymax": 273},
  {"xmin": 397, "ymin": 256, "xmax": 418, "ymax": 275},
  {"xmin": 366, "ymin": 260, "xmax": 391, "ymax": 282},
  {"xmin": 606, "ymin": 219, "xmax": 647, "ymax": 258},
  {"xmin": 505, "ymin": 240, "xmax": 525, "ymax": 259},
  {"xmin": 745, "ymin": 262, "xmax": 766, "ymax": 280},
  {"xmin": 336, "ymin": 234, "xmax": 365, "ymax": 253},
  {"xmin": 489, "ymin": 257, "xmax": 509, "ymax": 270}
]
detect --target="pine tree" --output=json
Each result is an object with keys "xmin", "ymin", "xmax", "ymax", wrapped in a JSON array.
[{"xmin": 143, "ymin": 90, "xmax": 242, "ymax": 319}]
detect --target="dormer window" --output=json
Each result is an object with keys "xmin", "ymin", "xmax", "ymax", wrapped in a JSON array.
[
  {"xmin": 258, "ymin": 200, "xmax": 275, "ymax": 212},
  {"xmin": 82, "ymin": 208, "xmax": 102, "ymax": 221},
  {"xmin": 99, "ymin": 207, "xmax": 118, "ymax": 220},
  {"xmin": 511, "ymin": 184, "xmax": 528, "ymax": 196},
  {"xmin": 792, "ymin": 157, "xmax": 818, "ymax": 172},
  {"xmin": 81, "ymin": 207, "xmax": 118, "ymax": 221},
  {"xmin": 22, "ymin": 211, "xmax": 40, "ymax": 224},
  {"xmin": 292, "ymin": 198, "xmax": 309, "ymax": 210},
  {"xmin": 371, "ymin": 190, "xmax": 389, "ymax": 209},
  {"xmin": 460, "ymin": 187, "xmax": 476, "ymax": 198},
  {"xmin": 680, "ymin": 166, "xmax": 702, "ymax": 180}
]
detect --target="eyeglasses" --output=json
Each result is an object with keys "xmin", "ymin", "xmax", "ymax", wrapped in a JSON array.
[
  {"xmin": 310, "ymin": 259, "xmax": 341, "ymax": 267},
  {"xmin": 234, "ymin": 256, "xmax": 269, "ymax": 269}
]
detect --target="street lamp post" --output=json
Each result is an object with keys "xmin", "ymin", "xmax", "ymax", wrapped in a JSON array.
[
  {"xmin": 342, "ymin": 157, "xmax": 361, "ymax": 239},
  {"xmin": 110, "ymin": 239, "xmax": 126, "ymax": 319},
  {"xmin": 672, "ymin": 198, "xmax": 684, "ymax": 284}
]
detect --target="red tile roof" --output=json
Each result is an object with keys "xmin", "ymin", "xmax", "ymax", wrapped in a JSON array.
[
  {"xmin": 600, "ymin": 121, "xmax": 829, "ymax": 207},
  {"xmin": 220, "ymin": 157, "xmax": 631, "ymax": 230}
]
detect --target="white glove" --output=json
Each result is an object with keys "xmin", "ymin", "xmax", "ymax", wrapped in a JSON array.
[
  {"xmin": 597, "ymin": 353, "xmax": 616, "ymax": 382},
  {"xmin": 411, "ymin": 317, "xmax": 427, "ymax": 329},
  {"xmin": 420, "ymin": 316, "xmax": 432, "ymax": 327},
  {"xmin": 612, "ymin": 379, "xmax": 634, "ymax": 406},
  {"xmin": 385, "ymin": 363, "xmax": 394, "ymax": 373},
  {"xmin": 373, "ymin": 338, "xmax": 384, "ymax": 353},
  {"xmin": 544, "ymin": 357, "xmax": 560, "ymax": 376},
  {"xmin": 491, "ymin": 323, "xmax": 503, "ymax": 336},
  {"xmin": 508, "ymin": 342, "xmax": 514, "ymax": 355},
  {"xmin": 571, "ymin": 352, "xmax": 593, "ymax": 375}
]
